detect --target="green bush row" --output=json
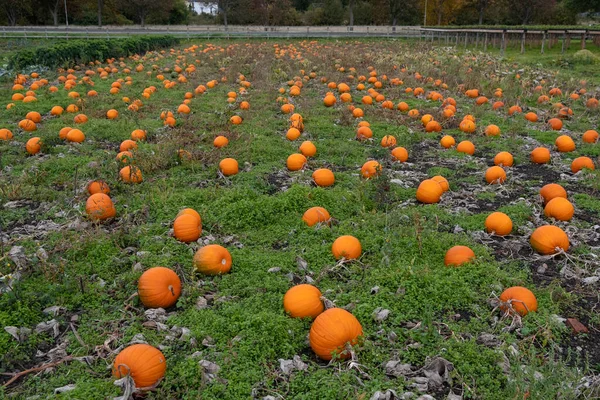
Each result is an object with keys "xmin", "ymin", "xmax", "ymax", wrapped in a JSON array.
[
  {"xmin": 8, "ymin": 35, "xmax": 180, "ymax": 70},
  {"xmin": 422, "ymin": 25, "xmax": 600, "ymax": 31}
]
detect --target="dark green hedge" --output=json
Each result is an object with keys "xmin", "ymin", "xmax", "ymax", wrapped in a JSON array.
[
  {"xmin": 422, "ymin": 25, "xmax": 600, "ymax": 31},
  {"xmin": 8, "ymin": 35, "xmax": 180, "ymax": 70}
]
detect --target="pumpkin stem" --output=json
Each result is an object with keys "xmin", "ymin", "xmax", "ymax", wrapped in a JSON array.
[
  {"xmin": 168, "ymin": 285, "xmax": 175, "ymax": 296},
  {"xmin": 320, "ymin": 296, "xmax": 335, "ymax": 310}
]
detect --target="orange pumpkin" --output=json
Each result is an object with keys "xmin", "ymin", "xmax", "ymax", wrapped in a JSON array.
[
  {"xmin": 112, "ymin": 344, "xmax": 166, "ymax": 388},
  {"xmin": 19, "ymin": 119, "xmax": 37, "ymax": 132},
  {"xmin": 119, "ymin": 166, "xmax": 143, "ymax": 184},
  {"xmin": 26, "ymin": 137, "xmax": 42, "ymax": 154},
  {"xmin": 499, "ymin": 287, "xmax": 538, "ymax": 316},
  {"xmin": 456, "ymin": 141, "xmax": 475, "ymax": 155},
  {"xmin": 444, "ymin": 245, "xmax": 475, "ymax": 266},
  {"xmin": 193, "ymin": 244, "xmax": 232, "ymax": 275},
  {"xmin": 540, "ymin": 183, "xmax": 567, "ymax": 204},
  {"xmin": 0, "ymin": 129, "xmax": 14, "ymax": 141},
  {"xmin": 555, "ymin": 135, "xmax": 575, "ymax": 152},
  {"xmin": 485, "ymin": 212, "xmax": 512, "ymax": 235},
  {"xmin": 530, "ymin": 225, "xmax": 569, "ymax": 254},
  {"xmin": 494, "ymin": 151, "xmax": 514, "ymax": 167},
  {"xmin": 323, "ymin": 94, "xmax": 336, "ymax": 107},
  {"xmin": 571, "ymin": 156, "xmax": 595, "ymax": 173},
  {"xmin": 391, "ymin": 147, "xmax": 408, "ymax": 162},
  {"xmin": 66, "ymin": 128, "xmax": 85, "ymax": 143},
  {"xmin": 131, "ymin": 129, "xmax": 147, "ymax": 141},
  {"xmin": 230, "ymin": 115, "xmax": 242, "ymax": 125},
  {"xmin": 416, "ymin": 179, "xmax": 443, "ymax": 204},
  {"xmin": 530, "ymin": 147, "xmax": 550, "ymax": 164},
  {"xmin": 309, "ymin": 308, "xmax": 363, "ymax": 360},
  {"xmin": 50, "ymin": 106, "xmax": 64, "ymax": 116},
  {"xmin": 213, "ymin": 135, "xmax": 229, "ymax": 148},
  {"xmin": 484, "ymin": 124, "xmax": 500, "ymax": 136},
  {"xmin": 582, "ymin": 130, "xmax": 599, "ymax": 143},
  {"xmin": 302, "ymin": 206, "xmax": 331, "ymax": 226},
  {"xmin": 287, "ymin": 154, "xmax": 307, "ymax": 171},
  {"xmin": 73, "ymin": 114, "xmax": 88, "ymax": 124},
  {"xmin": 106, "ymin": 109, "xmax": 119, "ymax": 119},
  {"xmin": 431, "ymin": 175, "xmax": 449, "ymax": 192},
  {"xmin": 544, "ymin": 197, "xmax": 574, "ymax": 221},
  {"xmin": 548, "ymin": 118, "xmax": 562, "ymax": 130},
  {"xmin": 312, "ymin": 168, "xmax": 335, "ymax": 187},
  {"xmin": 299, "ymin": 141, "xmax": 317, "ymax": 158},
  {"xmin": 331, "ymin": 235, "xmax": 362, "ymax": 260},
  {"xmin": 485, "ymin": 166, "xmax": 506, "ymax": 184},
  {"xmin": 219, "ymin": 158, "xmax": 239, "ymax": 176},
  {"xmin": 286, "ymin": 127, "xmax": 301, "ymax": 141},
  {"xmin": 173, "ymin": 214, "xmax": 202, "ymax": 243},
  {"xmin": 283, "ymin": 284, "xmax": 324, "ymax": 319},
  {"xmin": 87, "ymin": 180, "xmax": 110, "ymax": 195},
  {"xmin": 85, "ymin": 193, "xmax": 116, "ymax": 220},
  {"xmin": 361, "ymin": 160, "xmax": 381, "ymax": 179},
  {"xmin": 356, "ymin": 126, "xmax": 373, "ymax": 140},
  {"xmin": 524, "ymin": 112, "xmax": 538, "ymax": 122},
  {"xmin": 380, "ymin": 135, "xmax": 397, "ymax": 148},
  {"xmin": 440, "ymin": 135, "xmax": 455, "ymax": 148},
  {"xmin": 138, "ymin": 267, "xmax": 182, "ymax": 308}
]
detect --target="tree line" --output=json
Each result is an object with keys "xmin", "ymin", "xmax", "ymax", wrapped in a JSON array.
[{"xmin": 2, "ymin": 0, "xmax": 600, "ymax": 27}]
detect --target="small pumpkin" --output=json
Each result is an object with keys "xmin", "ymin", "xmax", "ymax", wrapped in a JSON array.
[
  {"xmin": 582, "ymin": 130, "xmax": 599, "ymax": 143},
  {"xmin": 530, "ymin": 147, "xmax": 550, "ymax": 164},
  {"xmin": 312, "ymin": 168, "xmax": 335, "ymax": 187},
  {"xmin": 544, "ymin": 197, "xmax": 574, "ymax": 221},
  {"xmin": 571, "ymin": 156, "xmax": 595, "ymax": 173},
  {"xmin": 309, "ymin": 308, "xmax": 363, "ymax": 360},
  {"xmin": 25, "ymin": 111, "xmax": 41, "ymax": 123},
  {"xmin": 361, "ymin": 160, "xmax": 381, "ymax": 179},
  {"xmin": 0, "ymin": 129, "xmax": 14, "ymax": 141},
  {"xmin": 119, "ymin": 166, "xmax": 143, "ymax": 184},
  {"xmin": 331, "ymin": 235, "xmax": 362, "ymax": 260},
  {"xmin": 555, "ymin": 135, "xmax": 575, "ymax": 152},
  {"xmin": 283, "ymin": 284, "xmax": 324, "ymax": 319},
  {"xmin": 431, "ymin": 175, "xmax": 449, "ymax": 192},
  {"xmin": 380, "ymin": 135, "xmax": 397, "ymax": 148},
  {"xmin": 112, "ymin": 344, "xmax": 166, "ymax": 388},
  {"xmin": 219, "ymin": 158, "xmax": 239, "ymax": 176},
  {"xmin": 107, "ymin": 109, "xmax": 119, "ymax": 119},
  {"xmin": 213, "ymin": 136, "xmax": 229, "ymax": 148},
  {"xmin": 540, "ymin": 183, "xmax": 567, "ymax": 204},
  {"xmin": 484, "ymin": 124, "xmax": 500, "ymax": 136},
  {"xmin": 485, "ymin": 212, "xmax": 512, "ymax": 235},
  {"xmin": 391, "ymin": 147, "xmax": 408, "ymax": 162},
  {"xmin": 66, "ymin": 128, "xmax": 85, "ymax": 143},
  {"xmin": 173, "ymin": 214, "xmax": 202, "ymax": 243},
  {"xmin": 138, "ymin": 267, "xmax": 181, "ymax": 309},
  {"xmin": 548, "ymin": 118, "xmax": 562, "ymax": 130},
  {"xmin": 19, "ymin": 119, "xmax": 37, "ymax": 132},
  {"xmin": 499, "ymin": 286, "xmax": 538, "ymax": 316},
  {"xmin": 456, "ymin": 141, "xmax": 475, "ymax": 155},
  {"xmin": 85, "ymin": 193, "xmax": 116, "ymax": 220},
  {"xmin": 73, "ymin": 114, "xmax": 88, "ymax": 124},
  {"xmin": 444, "ymin": 245, "xmax": 475, "ymax": 266},
  {"xmin": 87, "ymin": 180, "xmax": 110, "ymax": 195},
  {"xmin": 26, "ymin": 137, "xmax": 42, "ymax": 154},
  {"xmin": 287, "ymin": 154, "xmax": 307, "ymax": 171},
  {"xmin": 299, "ymin": 141, "xmax": 317, "ymax": 157},
  {"xmin": 440, "ymin": 135, "xmax": 455, "ymax": 148},
  {"xmin": 416, "ymin": 179, "xmax": 443, "ymax": 204},
  {"xmin": 116, "ymin": 151, "xmax": 134, "ymax": 164},
  {"xmin": 193, "ymin": 244, "xmax": 232, "ymax": 275},
  {"xmin": 485, "ymin": 166, "xmax": 506, "ymax": 184},
  {"xmin": 493, "ymin": 151, "xmax": 513, "ymax": 167},
  {"xmin": 302, "ymin": 207, "xmax": 331, "ymax": 227},
  {"xmin": 120, "ymin": 139, "xmax": 138, "ymax": 152},
  {"xmin": 230, "ymin": 115, "xmax": 242, "ymax": 125},
  {"xmin": 356, "ymin": 126, "xmax": 372, "ymax": 140},
  {"xmin": 131, "ymin": 129, "xmax": 147, "ymax": 141},
  {"xmin": 530, "ymin": 225, "xmax": 569, "ymax": 255}
]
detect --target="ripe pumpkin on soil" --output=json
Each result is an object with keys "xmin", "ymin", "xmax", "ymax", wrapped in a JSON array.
[
  {"xmin": 444, "ymin": 245, "xmax": 475, "ymax": 266},
  {"xmin": 309, "ymin": 308, "xmax": 363, "ymax": 360},
  {"xmin": 332, "ymin": 235, "xmax": 362, "ymax": 260},
  {"xmin": 499, "ymin": 287, "xmax": 538, "ymax": 316},
  {"xmin": 112, "ymin": 344, "xmax": 166, "ymax": 388},
  {"xmin": 485, "ymin": 212, "xmax": 512, "ymax": 236},
  {"xmin": 193, "ymin": 244, "xmax": 232, "ymax": 275},
  {"xmin": 302, "ymin": 207, "xmax": 331, "ymax": 226},
  {"xmin": 283, "ymin": 284, "xmax": 324, "ymax": 319},
  {"xmin": 219, "ymin": 158, "xmax": 239, "ymax": 176},
  {"xmin": 312, "ymin": 168, "xmax": 335, "ymax": 187},
  {"xmin": 138, "ymin": 267, "xmax": 181, "ymax": 309}
]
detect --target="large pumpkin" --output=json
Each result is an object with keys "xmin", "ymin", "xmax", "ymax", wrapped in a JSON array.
[
  {"xmin": 331, "ymin": 235, "xmax": 362, "ymax": 260},
  {"xmin": 85, "ymin": 193, "xmax": 116, "ymax": 220},
  {"xmin": 138, "ymin": 267, "xmax": 182, "ymax": 308},
  {"xmin": 287, "ymin": 154, "xmax": 307, "ymax": 171},
  {"xmin": 444, "ymin": 245, "xmax": 475, "ymax": 266},
  {"xmin": 530, "ymin": 225, "xmax": 569, "ymax": 255},
  {"xmin": 571, "ymin": 157, "xmax": 595, "ymax": 173},
  {"xmin": 112, "ymin": 344, "xmax": 166, "ymax": 388},
  {"xmin": 283, "ymin": 284, "xmax": 324, "ymax": 319},
  {"xmin": 530, "ymin": 147, "xmax": 550, "ymax": 164},
  {"xmin": 544, "ymin": 197, "xmax": 574, "ymax": 221},
  {"xmin": 302, "ymin": 206, "xmax": 331, "ymax": 227},
  {"xmin": 499, "ymin": 286, "xmax": 538, "ymax": 316},
  {"xmin": 312, "ymin": 169, "xmax": 335, "ymax": 187},
  {"xmin": 120, "ymin": 166, "xmax": 143, "ymax": 184},
  {"xmin": 485, "ymin": 166, "xmax": 506, "ymax": 184},
  {"xmin": 173, "ymin": 214, "xmax": 202, "ymax": 243},
  {"xmin": 193, "ymin": 244, "xmax": 232, "ymax": 275},
  {"xmin": 219, "ymin": 158, "xmax": 239, "ymax": 176},
  {"xmin": 416, "ymin": 179, "xmax": 443, "ymax": 204},
  {"xmin": 539, "ymin": 183, "xmax": 567, "ymax": 204},
  {"xmin": 309, "ymin": 308, "xmax": 363, "ymax": 360},
  {"xmin": 485, "ymin": 212, "xmax": 512, "ymax": 236}
]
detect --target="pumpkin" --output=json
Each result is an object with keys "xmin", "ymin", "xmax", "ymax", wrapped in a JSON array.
[
  {"xmin": 459, "ymin": 119, "xmax": 476, "ymax": 133},
  {"xmin": 416, "ymin": 179, "xmax": 443, "ymax": 204},
  {"xmin": 19, "ymin": 119, "xmax": 37, "ymax": 132},
  {"xmin": 219, "ymin": 158, "xmax": 239, "ymax": 176},
  {"xmin": 173, "ymin": 214, "xmax": 202, "ymax": 243},
  {"xmin": 131, "ymin": 129, "xmax": 147, "ymax": 141},
  {"xmin": 356, "ymin": 126, "xmax": 372, "ymax": 140},
  {"xmin": 112, "ymin": 344, "xmax": 166, "ymax": 388},
  {"xmin": 286, "ymin": 128, "xmax": 301, "ymax": 141},
  {"xmin": 26, "ymin": 137, "xmax": 42, "ymax": 154},
  {"xmin": 391, "ymin": 147, "xmax": 408, "ymax": 162},
  {"xmin": 544, "ymin": 197, "xmax": 574, "ymax": 221},
  {"xmin": 106, "ymin": 109, "xmax": 119, "ymax": 120},
  {"xmin": 73, "ymin": 114, "xmax": 88, "ymax": 124},
  {"xmin": 25, "ymin": 111, "xmax": 41, "ymax": 123},
  {"xmin": 302, "ymin": 206, "xmax": 331, "ymax": 226},
  {"xmin": 555, "ymin": 135, "xmax": 575, "ymax": 152},
  {"xmin": 485, "ymin": 166, "xmax": 506, "ymax": 184},
  {"xmin": 287, "ymin": 154, "xmax": 307, "ymax": 171},
  {"xmin": 239, "ymin": 101, "xmax": 250, "ymax": 110},
  {"xmin": 193, "ymin": 244, "xmax": 232, "ymax": 275},
  {"xmin": 87, "ymin": 180, "xmax": 110, "ymax": 195},
  {"xmin": 0, "ymin": 129, "xmax": 14, "ymax": 141},
  {"xmin": 548, "ymin": 118, "xmax": 562, "ymax": 130},
  {"xmin": 494, "ymin": 151, "xmax": 514, "ymax": 167},
  {"xmin": 230, "ymin": 115, "xmax": 242, "ymax": 125},
  {"xmin": 499, "ymin": 286, "xmax": 538, "ymax": 316},
  {"xmin": 530, "ymin": 147, "xmax": 550, "ymax": 164},
  {"xmin": 299, "ymin": 141, "xmax": 317, "ymax": 157},
  {"xmin": 85, "ymin": 193, "xmax": 116, "ymax": 220},
  {"xmin": 138, "ymin": 267, "xmax": 181, "ymax": 309},
  {"xmin": 309, "ymin": 308, "xmax": 363, "ymax": 360},
  {"xmin": 361, "ymin": 160, "xmax": 381, "ymax": 179},
  {"xmin": 431, "ymin": 175, "xmax": 449, "ymax": 192},
  {"xmin": 116, "ymin": 151, "xmax": 134, "ymax": 164},
  {"xmin": 524, "ymin": 112, "xmax": 538, "ymax": 122},
  {"xmin": 582, "ymin": 130, "xmax": 599, "ymax": 143},
  {"xmin": 485, "ymin": 124, "xmax": 500, "ymax": 136},
  {"xmin": 119, "ymin": 166, "xmax": 143, "ymax": 183},
  {"xmin": 66, "ymin": 128, "xmax": 85, "ymax": 143},
  {"xmin": 323, "ymin": 94, "xmax": 336, "ymax": 107},
  {"xmin": 352, "ymin": 108, "xmax": 364, "ymax": 118},
  {"xmin": 312, "ymin": 168, "xmax": 335, "ymax": 187},
  {"xmin": 283, "ymin": 284, "xmax": 324, "ymax": 319},
  {"xmin": 380, "ymin": 135, "xmax": 397, "ymax": 148},
  {"xmin": 440, "ymin": 135, "xmax": 455, "ymax": 148},
  {"xmin": 456, "ymin": 141, "xmax": 475, "ymax": 155},
  {"xmin": 213, "ymin": 136, "xmax": 229, "ymax": 148},
  {"xmin": 540, "ymin": 183, "xmax": 567, "ymax": 204},
  {"xmin": 444, "ymin": 245, "xmax": 475, "ymax": 266},
  {"xmin": 120, "ymin": 140, "xmax": 137, "ymax": 152},
  {"xmin": 571, "ymin": 156, "xmax": 595, "ymax": 173},
  {"xmin": 50, "ymin": 106, "xmax": 64, "ymax": 116},
  {"xmin": 331, "ymin": 235, "xmax": 362, "ymax": 260},
  {"xmin": 425, "ymin": 121, "xmax": 442, "ymax": 132},
  {"xmin": 485, "ymin": 212, "xmax": 512, "ymax": 235},
  {"xmin": 530, "ymin": 225, "xmax": 569, "ymax": 254}
]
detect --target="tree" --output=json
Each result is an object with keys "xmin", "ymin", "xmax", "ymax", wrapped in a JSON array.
[
  {"xmin": 119, "ymin": 0, "xmax": 174, "ymax": 26},
  {"xmin": 434, "ymin": 0, "xmax": 447, "ymax": 25},
  {"xmin": 3, "ymin": 0, "xmax": 29, "ymax": 25},
  {"xmin": 321, "ymin": 0, "xmax": 343, "ymax": 25},
  {"xmin": 349, "ymin": 0, "xmax": 354, "ymax": 26},
  {"xmin": 98, "ymin": 0, "xmax": 103, "ymax": 26},
  {"xmin": 476, "ymin": 0, "xmax": 489, "ymax": 24},
  {"xmin": 218, "ymin": 0, "xmax": 230, "ymax": 28}
]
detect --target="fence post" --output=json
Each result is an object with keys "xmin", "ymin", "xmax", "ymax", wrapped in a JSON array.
[
  {"xmin": 464, "ymin": 32, "xmax": 468, "ymax": 48},
  {"xmin": 484, "ymin": 32, "xmax": 488, "ymax": 51},
  {"xmin": 45, "ymin": 26, "xmax": 48, "ymax": 39},
  {"xmin": 582, "ymin": 30, "xmax": 587, "ymax": 49},
  {"xmin": 541, "ymin": 30, "xmax": 546, "ymax": 54},
  {"xmin": 500, "ymin": 30, "xmax": 506, "ymax": 56},
  {"xmin": 561, "ymin": 30, "xmax": 566, "ymax": 53},
  {"xmin": 520, "ymin": 29, "xmax": 526, "ymax": 54}
]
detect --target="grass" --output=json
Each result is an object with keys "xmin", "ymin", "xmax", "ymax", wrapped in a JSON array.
[{"xmin": 0, "ymin": 37, "xmax": 599, "ymax": 399}]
